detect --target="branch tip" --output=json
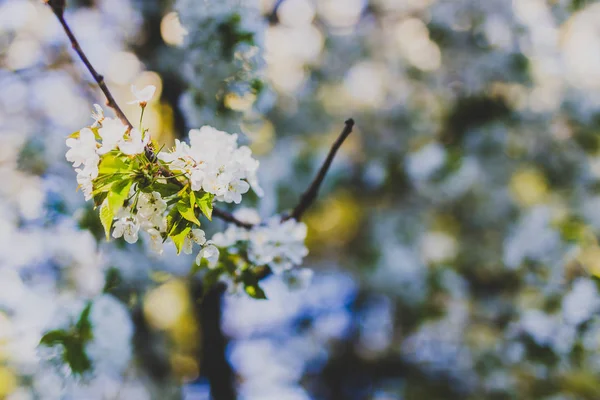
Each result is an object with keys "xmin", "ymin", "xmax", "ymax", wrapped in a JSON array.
[{"xmin": 288, "ymin": 119, "xmax": 355, "ymax": 222}]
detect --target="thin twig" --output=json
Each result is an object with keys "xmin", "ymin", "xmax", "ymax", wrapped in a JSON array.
[
  {"xmin": 46, "ymin": 0, "xmax": 354, "ymax": 229},
  {"xmin": 288, "ymin": 119, "xmax": 355, "ymax": 221},
  {"xmin": 267, "ymin": 0, "xmax": 287, "ymax": 24},
  {"xmin": 48, "ymin": 4, "xmax": 132, "ymax": 129},
  {"xmin": 212, "ymin": 208, "xmax": 253, "ymax": 229}
]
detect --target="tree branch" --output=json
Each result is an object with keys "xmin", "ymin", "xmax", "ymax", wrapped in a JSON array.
[
  {"xmin": 288, "ymin": 119, "xmax": 355, "ymax": 221},
  {"xmin": 47, "ymin": 2, "xmax": 132, "ymax": 129},
  {"xmin": 212, "ymin": 208, "xmax": 253, "ymax": 229},
  {"xmin": 191, "ymin": 282, "xmax": 236, "ymax": 400},
  {"xmin": 46, "ymin": 0, "xmax": 354, "ymax": 229},
  {"xmin": 267, "ymin": 0, "xmax": 287, "ymax": 25}
]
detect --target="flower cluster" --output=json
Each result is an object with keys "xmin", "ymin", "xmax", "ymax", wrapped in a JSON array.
[
  {"xmin": 158, "ymin": 126, "xmax": 263, "ymax": 203},
  {"xmin": 204, "ymin": 208, "xmax": 311, "ymax": 296},
  {"xmin": 65, "ymin": 106, "xmax": 147, "ymax": 201},
  {"xmin": 65, "ymin": 85, "xmax": 265, "ymax": 267},
  {"xmin": 64, "ymin": 85, "xmax": 310, "ymax": 301},
  {"xmin": 213, "ymin": 209, "xmax": 309, "ymax": 274}
]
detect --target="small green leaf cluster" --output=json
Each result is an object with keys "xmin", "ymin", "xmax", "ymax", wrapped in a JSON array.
[{"xmin": 39, "ymin": 303, "xmax": 93, "ymax": 376}]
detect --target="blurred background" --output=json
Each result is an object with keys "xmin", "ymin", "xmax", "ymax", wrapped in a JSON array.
[{"xmin": 3, "ymin": 0, "xmax": 600, "ymax": 399}]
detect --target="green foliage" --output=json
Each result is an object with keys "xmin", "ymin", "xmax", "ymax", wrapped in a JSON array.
[
  {"xmin": 241, "ymin": 269, "xmax": 267, "ymax": 300},
  {"xmin": 103, "ymin": 267, "xmax": 122, "ymax": 294},
  {"xmin": 177, "ymin": 197, "xmax": 201, "ymax": 226},
  {"xmin": 99, "ymin": 200, "xmax": 114, "ymax": 240},
  {"xmin": 39, "ymin": 302, "xmax": 94, "ymax": 376},
  {"xmin": 218, "ymin": 13, "xmax": 256, "ymax": 60},
  {"xmin": 107, "ymin": 179, "xmax": 132, "ymax": 214},
  {"xmin": 196, "ymin": 192, "xmax": 214, "ymax": 220}
]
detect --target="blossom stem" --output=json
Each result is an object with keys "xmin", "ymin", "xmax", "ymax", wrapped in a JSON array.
[{"xmin": 139, "ymin": 106, "xmax": 145, "ymax": 133}]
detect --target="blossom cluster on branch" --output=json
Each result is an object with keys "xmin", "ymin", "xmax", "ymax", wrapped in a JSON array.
[
  {"xmin": 64, "ymin": 85, "xmax": 309, "ymax": 302},
  {"xmin": 36, "ymin": 0, "xmax": 353, "ymax": 385}
]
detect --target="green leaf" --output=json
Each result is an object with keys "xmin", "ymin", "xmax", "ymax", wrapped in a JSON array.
[
  {"xmin": 171, "ymin": 226, "xmax": 191, "ymax": 254},
  {"xmin": 166, "ymin": 207, "xmax": 181, "ymax": 235},
  {"xmin": 38, "ymin": 302, "xmax": 96, "ymax": 377},
  {"xmin": 190, "ymin": 190, "xmax": 196, "ymax": 209},
  {"xmin": 62, "ymin": 337, "xmax": 92, "ymax": 375},
  {"xmin": 76, "ymin": 302, "xmax": 93, "ymax": 342},
  {"xmin": 92, "ymin": 173, "xmax": 124, "ymax": 195},
  {"xmin": 98, "ymin": 152, "xmax": 129, "ymax": 174},
  {"xmin": 177, "ymin": 200, "xmax": 201, "ymax": 227},
  {"xmin": 99, "ymin": 200, "xmax": 114, "ymax": 240},
  {"xmin": 93, "ymin": 191, "xmax": 108, "ymax": 208},
  {"xmin": 150, "ymin": 182, "xmax": 181, "ymax": 198},
  {"xmin": 40, "ymin": 329, "xmax": 69, "ymax": 346},
  {"xmin": 103, "ymin": 268, "xmax": 122, "ymax": 294},
  {"xmin": 167, "ymin": 208, "xmax": 191, "ymax": 255},
  {"xmin": 39, "ymin": 331, "xmax": 92, "ymax": 376},
  {"xmin": 241, "ymin": 270, "xmax": 267, "ymax": 300},
  {"xmin": 107, "ymin": 179, "xmax": 132, "ymax": 213},
  {"xmin": 196, "ymin": 192, "xmax": 214, "ymax": 221},
  {"xmin": 244, "ymin": 282, "xmax": 267, "ymax": 299}
]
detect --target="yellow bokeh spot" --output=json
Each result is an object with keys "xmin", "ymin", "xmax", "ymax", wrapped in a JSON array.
[
  {"xmin": 161, "ymin": 12, "xmax": 188, "ymax": 47},
  {"xmin": 170, "ymin": 353, "xmax": 200, "ymax": 383},
  {"xmin": 149, "ymin": 270, "xmax": 174, "ymax": 284},
  {"xmin": 576, "ymin": 232, "xmax": 600, "ymax": 276},
  {"xmin": 305, "ymin": 192, "xmax": 361, "ymax": 250},
  {"xmin": 225, "ymin": 92, "xmax": 256, "ymax": 112},
  {"xmin": 242, "ymin": 118, "xmax": 275, "ymax": 156},
  {"xmin": 170, "ymin": 312, "xmax": 200, "ymax": 353},
  {"xmin": 509, "ymin": 167, "xmax": 548, "ymax": 206},
  {"xmin": 144, "ymin": 280, "xmax": 190, "ymax": 330},
  {"xmin": 0, "ymin": 367, "xmax": 17, "ymax": 397}
]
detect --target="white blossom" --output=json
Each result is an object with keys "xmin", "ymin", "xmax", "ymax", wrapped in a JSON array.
[
  {"xmin": 249, "ymin": 217, "xmax": 309, "ymax": 274},
  {"xmin": 221, "ymin": 178, "xmax": 249, "ymax": 204},
  {"xmin": 197, "ymin": 243, "xmax": 220, "ymax": 268},
  {"xmin": 209, "ymin": 210, "xmax": 309, "ymax": 274},
  {"xmin": 91, "ymin": 104, "xmax": 104, "ymax": 127},
  {"xmin": 75, "ymin": 170, "xmax": 94, "ymax": 201},
  {"xmin": 136, "ymin": 192, "xmax": 167, "ymax": 220},
  {"xmin": 128, "ymin": 85, "xmax": 156, "ymax": 107},
  {"xmin": 112, "ymin": 216, "xmax": 140, "ymax": 244},
  {"xmin": 146, "ymin": 228, "xmax": 164, "ymax": 255},
  {"xmin": 97, "ymin": 118, "xmax": 128, "ymax": 155},
  {"xmin": 65, "ymin": 128, "xmax": 98, "ymax": 168},
  {"xmin": 182, "ymin": 228, "xmax": 207, "ymax": 255},
  {"xmin": 157, "ymin": 126, "xmax": 261, "ymax": 204},
  {"xmin": 118, "ymin": 128, "xmax": 148, "ymax": 155}
]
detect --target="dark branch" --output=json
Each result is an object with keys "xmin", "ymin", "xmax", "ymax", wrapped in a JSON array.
[
  {"xmin": 191, "ymin": 282, "xmax": 236, "ymax": 400},
  {"xmin": 288, "ymin": 119, "xmax": 355, "ymax": 221},
  {"xmin": 212, "ymin": 208, "xmax": 253, "ymax": 229},
  {"xmin": 267, "ymin": 0, "xmax": 287, "ymax": 25}
]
